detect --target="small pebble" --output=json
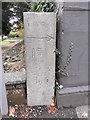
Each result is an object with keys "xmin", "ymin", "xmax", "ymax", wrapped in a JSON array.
[
  {"xmin": 33, "ymin": 113, "xmax": 37, "ymax": 117},
  {"xmin": 38, "ymin": 107, "xmax": 41, "ymax": 109},
  {"xmin": 39, "ymin": 110, "xmax": 42, "ymax": 113}
]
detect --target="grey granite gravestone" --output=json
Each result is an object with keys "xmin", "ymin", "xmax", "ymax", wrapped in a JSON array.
[
  {"xmin": 0, "ymin": 40, "xmax": 8, "ymax": 115},
  {"xmin": 24, "ymin": 12, "xmax": 56, "ymax": 106},
  {"xmin": 56, "ymin": 2, "xmax": 89, "ymax": 107},
  {"xmin": 60, "ymin": 2, "xmax": 88, "ymax": 87}
]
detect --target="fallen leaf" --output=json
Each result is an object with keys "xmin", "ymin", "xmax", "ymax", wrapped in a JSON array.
[
  {"xmin": 9, "ymin": 106, "xmax": 15, "ymax": 117},
  {"xmin": 82, "ymin": 112, "xmax": 88, "ymax": 117},
  {"xmin": 15, "ymin": 104, "xmax": 19, "ymax": 110},
  {"xmin": 47, "ymin": 104, "xmax": 56, "ymax": 114}
]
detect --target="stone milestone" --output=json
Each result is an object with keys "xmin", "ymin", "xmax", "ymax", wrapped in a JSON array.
[{"xmin": 24, "ymin": 12, "xmax": 56, "ymax": 106}]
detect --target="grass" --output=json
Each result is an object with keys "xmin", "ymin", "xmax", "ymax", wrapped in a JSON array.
[
  {"xmin": 0, "ymin": 40, "xmax": 10, "ymax": 46},
  {"xmin": 0, "ymin": 37, "xmax": 23, "ymax": 46}
]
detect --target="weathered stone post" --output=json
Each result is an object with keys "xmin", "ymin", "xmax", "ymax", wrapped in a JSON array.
[
  {"xmin": 24, "ymin": 12, "xmax": 56, "ymax": 106},
  {"xmin": 0, "ymin": 40, "xmax": 8, "ymax": 115}
]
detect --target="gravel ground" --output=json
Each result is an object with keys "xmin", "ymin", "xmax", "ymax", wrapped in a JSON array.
[
  {"xmin": 2, "ymin": 105, "xmax": 78, "ymax": 119},
  {"xmin": 2, "ymin": 40, "xmax": 26, "ymax": 73}
]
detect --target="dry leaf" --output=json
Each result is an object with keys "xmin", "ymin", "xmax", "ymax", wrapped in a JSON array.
[
  {"xmin": 82, "ymin": 112, "xmax": 88, "ymax": 117},
  {"xmin": 47, "ymin": 104, "xmax": 56, "ymax": 114},
  {"xmin": 15, "ymin": 104, "xmax": 19, "ymax": 110},
  {"xmin": 9, "ymin": 106, "xmax": 15, "ymax": 117}
]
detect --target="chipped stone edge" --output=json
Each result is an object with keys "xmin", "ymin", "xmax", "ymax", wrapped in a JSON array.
[{"xmin": 4, "ymin": 70, "xmax": 26, "ymax": 85}]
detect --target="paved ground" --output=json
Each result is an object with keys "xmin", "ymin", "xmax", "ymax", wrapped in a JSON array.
[{"xmin": 76, "ymin": 105, "xmax": 90, "ymax": 118}]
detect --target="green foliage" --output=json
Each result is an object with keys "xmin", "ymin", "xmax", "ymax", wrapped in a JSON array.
[
  {"xmin": 29, "ymin": 0, "xmax": 56, "ymax": 12},
  {"xmin": 30, "ymin": 0, "xmax": 42, "ymax": 12},
  {"xmin": 13, "ymin": 2, "xmax": 30, "ymax": 23},
  {"xmin": 54, "ymin": 48, "xmax": 62, "ymax": 57},
  {"xmin": 2, "ymin": 1, "xmax": 56, "ymax": 36},
  {"xmin": 2, "ymin": 2, "xmax": 13, "ymax": 35},
  {"xmin": 16, "ymin": 23, "xmax": 24, "ymax": 38},
  {"xmin": 56, "ymin": 42, "xmax": 74, "ymax": 77},
  {"xmin": 8, "ymin": 34, "xmax": 18, "ymax": 38},
  {"xmin": 2, "ymin": 2, "xmax": 30, "ymax": 36},
  {"xmin": 8, "ymin": 30, "xmax": 19, "ymax": 38},
  {"xmin": 0, "ymin": 41, "xmax": 10, "ymax": 46},
  {"xmin": 42, "ymin": 1, "xmax": 56, "ymax": 12},
  {"xmin": 54, "ymin": 42, "xmax": 73, "ymax": 89},
  {"xmin": 54, "ymin": 42, "xmax": 74, "ymax": 89}
]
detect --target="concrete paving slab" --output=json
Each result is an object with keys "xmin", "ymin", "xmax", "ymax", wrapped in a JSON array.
[{"xmin": 57, "ymin": 86, "xmax": 88, "ymax": 108}]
